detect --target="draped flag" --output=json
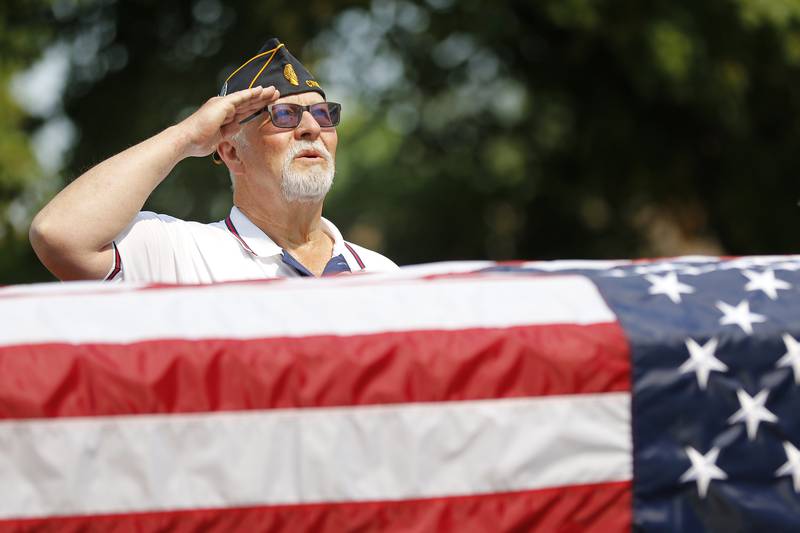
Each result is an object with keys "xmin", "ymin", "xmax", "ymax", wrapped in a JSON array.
[{"xmin": 1, "ymin": 256, "xmax": 799, "ymax": 532}]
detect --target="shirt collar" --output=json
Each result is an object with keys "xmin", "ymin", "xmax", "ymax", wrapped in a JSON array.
[
  {"xmin": 321, "ymin": 218, "xmax": 364, "ymax": 272},
  {"xmin": 319, "ymin": 216, "xmax": 347, "ymax": 257},
  {"xmin": 226, "ymin": 206, "xmax": 347, "ymax": 259},
  {"xmin": 226, "ymin": 206, "xmax": 282, "ymax": 257}
]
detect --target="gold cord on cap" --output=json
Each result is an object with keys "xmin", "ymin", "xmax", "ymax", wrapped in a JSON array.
[
  {"xmin": 223, "ymin": 44, "xmax": 282, "ymax": 86},
  {"xmin": 247, "ymin": 43, "xmax": 284, "ymax": 89}
]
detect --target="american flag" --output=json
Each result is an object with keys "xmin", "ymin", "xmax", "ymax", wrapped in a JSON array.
[{"xmin": 0, "ymin": 256, "xmax": 799, "ymax": 531}]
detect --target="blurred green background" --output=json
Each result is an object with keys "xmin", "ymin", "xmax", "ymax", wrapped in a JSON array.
[{"xmin": 3, "ymin": 0, "xmax": 800, "ymax": 283}]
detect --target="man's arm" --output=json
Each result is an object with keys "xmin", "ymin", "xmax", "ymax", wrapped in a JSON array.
[{"xmin": 30, "ymin": 86, "xmax": 278, "ymax": 281}]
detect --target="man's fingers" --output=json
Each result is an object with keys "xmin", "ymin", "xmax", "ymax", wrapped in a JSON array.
[
  {"xmin": 214, "ymin": 86, "xmax": 280, "ymax": 131},
  {"xmin": 223, "ymin": 88, "xmax": 277, "ymax": 119},
  {"xmin": 226, "ymin": 86, "xmax": 276, "ymax": 105},
  {"xmin": 229, "ymin": 89, "xmax": 280, "ymax": 125},
  {"xmin": 232, "ymin": 88, "xmax": 279, "ymax": 111},
  {"xmin": 240, "ymin": 88, "xmax": 279, "ymax": 108},
  {"xmin": 224, "ymin": 88, "xmax": 258, "ymax": 107},
  {"xmin": 233, "ymin": 99, "xmax": 270, "ymax": 114},
  {"xmin": 251, "ymin": 85, "xmax": 278, "ymax": 98}
]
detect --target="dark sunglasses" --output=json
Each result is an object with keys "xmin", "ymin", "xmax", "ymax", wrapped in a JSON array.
[{"xmin": 239, "ymin": 102, "xmax": 341, "ymax": 128}]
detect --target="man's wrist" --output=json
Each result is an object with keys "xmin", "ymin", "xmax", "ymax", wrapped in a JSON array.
[{"xmin": 162, "ymin": 124, "xmax": 197, "ymax": 161}]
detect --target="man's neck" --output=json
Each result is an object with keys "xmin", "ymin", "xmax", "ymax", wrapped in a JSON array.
[{"xmin": 235, "ymin": 192, "xmax": 329, "ymax": 252}]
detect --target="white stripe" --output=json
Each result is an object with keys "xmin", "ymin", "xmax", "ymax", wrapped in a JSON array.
[
  {"xmin": 0, "ymin": 279, "xmax": 146, "ymax": 298},
  {"xmin": 376, "ymin": 260, "xmax": 497, "ymax": 276},
  {"xmin": 520, "ymin": 260, "xmax": 633, "ymax": 271},
  {"xmin": 0, "ymin": 393, "xmax": 631, "ymax": 519},
  {"xmin": 0, "ymin": 274, "xmax": 615, "ymax": 346}
]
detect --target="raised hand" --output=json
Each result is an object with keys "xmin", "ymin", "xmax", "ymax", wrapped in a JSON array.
[{"xmin": 178, "ymin": 86, "xmax": 280, "ymax": 158}]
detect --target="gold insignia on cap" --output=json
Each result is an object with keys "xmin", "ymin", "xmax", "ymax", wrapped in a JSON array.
[
  {"xmin": 283, "ymin": 64, "xmax": 299, "ymax": 86},
  {"xmin": 305, "ymin": 80, "xmax": 321, "ymax": 89}
]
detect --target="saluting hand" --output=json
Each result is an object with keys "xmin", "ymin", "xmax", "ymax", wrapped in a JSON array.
[{"xmin": 178, "ymin": 86, "xmax": 280, "ymax": 158}]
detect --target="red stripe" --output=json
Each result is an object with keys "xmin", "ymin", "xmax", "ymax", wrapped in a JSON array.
[
  {"xmin": 0, "ymin": 323, "xmax": 629, "ymax": 419},
  {"xmin": 344, "ymin": 242, "xmax": 365, "ymax": 269},
  {"xmin": 225, "ymin": 216, "xmax": 255, "ymax": 255},
  {"xmin": 0, "ymin": 480, "xmax": 631, "ymax": 533},
  {"xmin": 104, "ymin": 243, "xmax": 122, "ymax": 281}
]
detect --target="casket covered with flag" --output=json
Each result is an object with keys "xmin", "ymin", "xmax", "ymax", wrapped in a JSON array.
[{"xmin": 2, "ymin": 256, "xmax": 800, "ymax": 532}]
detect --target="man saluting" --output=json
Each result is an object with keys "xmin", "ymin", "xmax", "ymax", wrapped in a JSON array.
[{"xmin": 30, "ymin": 38, "xmax": 398, "ymax": 282}]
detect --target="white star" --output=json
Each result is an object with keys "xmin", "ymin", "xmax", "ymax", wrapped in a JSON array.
[
  {"xmin": 679, "ymin": 337, "xmax": 728, "ymax": 390},
  {"xmin": 645, "ymin": 272, "xmax": 695, "ymax": 304},
  {"xmin": 716, "ymin": 300, "xmax": 767, "ymax": 335},
  {"xmin": 727, "ymin": 389, "xmax": 778, "ymax": 440},
  {"xmin": 776, "ymin": 441, "xmax": 800, "ymax": 492},
  {"xmin": 680, "ymin": 446, "xmax": 728, "ymax": 498},
  {"xmin": 777, "ymin": 333, "xmax": 800, "ymax": 384},
  {"xmin": 742, "ymin": 269, "xmax": 792, "ymax": 300}
]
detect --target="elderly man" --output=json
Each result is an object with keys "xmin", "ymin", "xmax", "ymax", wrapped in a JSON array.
[{"xmin": 30, "ymin": 38, "xmax": 398, "ymax": 282}]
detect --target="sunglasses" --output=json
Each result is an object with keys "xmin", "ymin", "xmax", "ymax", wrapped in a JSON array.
[{"xmin": 239, "ymin": 102, "xmax": 341, "ymax": 128}]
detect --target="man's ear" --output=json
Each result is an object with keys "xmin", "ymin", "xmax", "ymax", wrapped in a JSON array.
[{"xmin": 217, "ymin": 140, "xmax": 246, "ymax": 174}]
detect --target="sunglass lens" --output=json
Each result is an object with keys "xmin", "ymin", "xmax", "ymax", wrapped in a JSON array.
[
  {"xmin": 270, "ymin": 104, "xmax": 301, "ymax": 128},
  {"xmin": 327, "ymin": 103, "xmax": 341, "ymax": 126},
  {"xmin": 310, "ymin": 103, "xmax": 340, "ymax": 127}
]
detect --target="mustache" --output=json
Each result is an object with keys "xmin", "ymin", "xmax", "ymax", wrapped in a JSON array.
[{"xmin": 286, "ymin": 140, "xmax": 332, "ymax": 162}]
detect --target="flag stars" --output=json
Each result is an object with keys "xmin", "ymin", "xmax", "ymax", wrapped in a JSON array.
[
  {"xmin": 742, "ymin": 269, "xmax": 792, "ymax": 300},
  {"xmin": 777, "ymin": 334, "xmax": 800, "ymax": 384},
  {"xmin": 716, "ymin": 300, "xmax": 767, "ymax": 335},
  {"xmin": 680, "ymin": 337, "xmax": 728, "ymax": 390},
  {"xmin": 680, "ymin": 446, "xmax": 728, "ymax": 499},
  {"xmin": 645, "ymin": 272, "xmax": 695, "ymax": 304},
  {"xmin": 727, "ymin": 389, "xmax": 778, "ymax": 440},
  {"xmin": 776, "ymin": 441, "xmax": 800, "ymax": 493}
]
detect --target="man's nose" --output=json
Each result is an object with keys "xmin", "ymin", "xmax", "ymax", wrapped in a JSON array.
[{"xmin": 294, "ymin": 110, "xmax": 321, "ymax": 140}]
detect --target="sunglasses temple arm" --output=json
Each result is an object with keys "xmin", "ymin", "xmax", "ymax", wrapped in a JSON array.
[{"xmin": 238, "ymin": 109, "xmax": 264, "ymax": 125}]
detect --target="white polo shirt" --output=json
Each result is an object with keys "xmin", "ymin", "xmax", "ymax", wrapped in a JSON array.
[{"xmin": 106, "ymin": 206, "xmax": 399, "ymax": 283}]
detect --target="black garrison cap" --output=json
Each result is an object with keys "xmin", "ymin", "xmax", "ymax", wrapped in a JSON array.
[{"xmin": 219, "ymin": 38, "xmax": 325, "ymax": 99}]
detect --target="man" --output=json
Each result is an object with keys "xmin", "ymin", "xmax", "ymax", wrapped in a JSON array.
[{"xmin": 30, "ymin": 38, "xmax": 398, "ymax": 282}]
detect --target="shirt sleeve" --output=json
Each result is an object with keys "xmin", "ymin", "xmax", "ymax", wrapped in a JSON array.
[{"xmin": 112, "ymin": 211, "xmax": 184, "ymax": 283}]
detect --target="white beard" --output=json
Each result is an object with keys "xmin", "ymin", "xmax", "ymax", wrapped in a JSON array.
[{"xmin": 280, "ymin": 140, "xmax": 335, "ymax": 203}]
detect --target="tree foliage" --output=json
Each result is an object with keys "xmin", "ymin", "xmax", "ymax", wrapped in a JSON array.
[
  {"xmin": 5, "ymin": 0, "xmax": 800, "ymax": 282},
  {"xmin": 0, "ymin": 0, "xmax": 57, "ymax": 282}
]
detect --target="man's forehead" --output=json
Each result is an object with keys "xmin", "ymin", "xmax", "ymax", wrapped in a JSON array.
[{"xmin": 274, "ymin": 92, "xmax": 325, "ymax": 105}]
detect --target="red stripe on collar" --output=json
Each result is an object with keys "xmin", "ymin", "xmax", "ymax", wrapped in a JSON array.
[
  {"xmin": 344, "ymin": 242, "xmax": 365, "ymax": 270},
  {"xmin": 225, "ymin": 216, "xmax": 256, "ymax": 255}
]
